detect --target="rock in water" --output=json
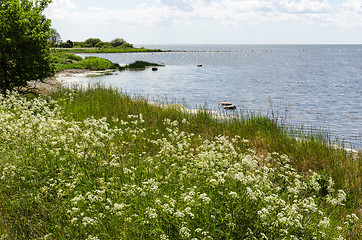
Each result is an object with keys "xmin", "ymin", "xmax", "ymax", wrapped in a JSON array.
[
  {"xmin": 224, "ymin": 105, "xmax": 236, "ymax": 110},
  {"xmin": 219, "ymin": 101, "xmax": 232, "ymax": 106}
]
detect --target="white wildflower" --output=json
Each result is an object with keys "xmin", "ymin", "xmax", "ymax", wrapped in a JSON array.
[
  {"xmin": 199, "ymin": 193, "xmax": 211, "ymax": 204},
  {"xmin": 86, "ymin": 235, "xmax": 100, "ymax": 240},
  {"xmin": 70, "ymin": 217, "xmax": 78, "ymax": 224},
  {"xmin": 82, "ymin": 217, "xmax": 97, "ymax": 226},
  {"xmin": 185, "ymin": 207, "xmax": 194, "ymax": 219},
  {"xmin": 318, "ymin": 217, "xmax": 330, "ymax": 228},
  {"xmin": 174, "ymin": 210, "xmax": 185, "ymax": 218},
  {"xmin": 145, "ymin": 207, "xmax": 157, "ymax": 219},
  {"xmin": 180, "ymin": 226, "xmax": 191, "ymax": 238},
  {"xmin": 229, "ymin": 191, "xmax": 238, "ymax": 198},
  {"xmin": 326, "ymin": 190, "xmax": 346, "ymax": 206},
  {"xmin": 114, "ymin": 203, "xmax": 126, "ymax": 211},
  {"xmin": 160, "ymin": 234, "xmax": 169, "ymax": 240}
]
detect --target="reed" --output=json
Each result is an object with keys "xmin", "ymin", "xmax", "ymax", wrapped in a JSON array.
[{"xmin": 0, "ymin": 87, "xmax": 360, "ymax": 239}]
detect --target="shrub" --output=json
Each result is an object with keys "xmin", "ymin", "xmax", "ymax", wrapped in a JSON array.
[
  {"xmin": 110, "ymin": 38, "xmax": 127, "ymax": 47},
  {"xmin": 84, "ymin": 38, "xmax": 102, "ymax": 47},
  {"xmin": 95, "ymin": 42, "xmax": 111, "ymax": 49},
  {"xmin": 66, "ymin": 40, "xmax": 74, "ymax": 48},
  {"xmin": 58, "ymin": 42, "xmax": 72, "ymax": 48},
  {"xmin": 120, "ymin": 60, "xmax": 162, "ymax": 70}
]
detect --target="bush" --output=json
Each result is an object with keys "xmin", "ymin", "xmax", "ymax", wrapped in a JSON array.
[
  {"xmin": 95, "ymin": 42, "xmax": 111, "ymax": 49},
  {"xmin": 84, "ymin": 38, "xmax": 102, "ymax": 47},
  {"xmin": 58, "ymin": 42, "xmax": 72, "ymax": 48},
  {"xmin": 110, "ymin": 38, "xmax": 127, "ymax": 47},
  {"xmin": 66, "ymin": 40, "xmax": 74, "ymax": 48},
  {"xmin": 123, "ymin": 60, "xmax": 162, "ymax": 69}
]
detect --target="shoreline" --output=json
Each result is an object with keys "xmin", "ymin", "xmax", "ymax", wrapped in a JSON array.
[
  {"xmin": 28, "ymin": 69, "xmax": 115, "ymax": 93},
  {"xmin": 29, "ymin": 70, "xmax": 361, "ymax": 154}
]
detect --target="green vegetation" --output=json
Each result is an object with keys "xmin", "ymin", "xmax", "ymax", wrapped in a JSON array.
[
  {"xmin": 52, "ymin": 51, "xmax": 162, "ymax": 72},
  {"xmin": 80, "ymin": 57, "xmax": 119, "ymax": 71},
  {"xmin": 52, "ymin": 51, "xmax": 118, "ymax": 71},
  {"xmin": 120, "ymin": 61, "xmax": 163, "ymax": 70},
  {"xmin": 0, "ymin": 87, "xmax": 360, "ymax": 239},
  {"xmin": 50, "ymin": 35, "xmax": 162, "ymax": 53},
  {"xmin": 55, "ymin": 47, "xmax": 163, "ymax": 54},
  {"xmin": 0, "ymin": 0, "xmax": 53, "ymax": 94}
]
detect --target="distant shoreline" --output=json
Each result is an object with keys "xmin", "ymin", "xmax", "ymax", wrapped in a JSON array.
[{"xmin": 53, "ymin": 47, "xmax": 163, "ymax": 54}]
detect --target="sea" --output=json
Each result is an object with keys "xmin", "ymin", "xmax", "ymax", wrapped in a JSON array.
[{"xmin": 74, "ymin": 44, "xmax": 361, "ymax": 150}]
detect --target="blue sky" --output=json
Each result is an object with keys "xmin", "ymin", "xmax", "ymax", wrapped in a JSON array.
[{"xmin": 45, "ymin": 0, "xmax": 362, "ymax": 44}]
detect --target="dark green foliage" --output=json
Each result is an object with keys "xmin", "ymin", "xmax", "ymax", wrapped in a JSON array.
[
  {"xmin": 110, "ymin": 38, "xmax": 127, "ymax": 47},
  {"xmin": 95, "ymin": 41, "xmax": 111, "ymax": 49},
  {"xmin": 52, "ymin": 51, "xmax": 162, "ymax": 72},
  {"xmin": 66, "ymin": 40, "xmax": 74, "ymax": 48},
  {"xmin": 120, "ymin": 61, "xmax": 163, "ymax": 70},
  {"xmin": 83, "ymin": 38, "xmax": 102, "ymax": 47},
  {"xmin": 0, "ymin": 0, "xmax": 53, "ymax": 93},
  {"xmin": 53, "ymin": 37, "xmax": 142, "ymax": 50},
  {"xmin": 58, "ymin": 42, "xmax": 72, "ymax": 48},
  {"xmin": 109, "ymin": 38, "xmax": 133, "ymax": 48}
]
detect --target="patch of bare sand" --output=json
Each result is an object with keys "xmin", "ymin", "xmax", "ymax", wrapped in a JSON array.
[{"xmin": 28, "ymin": 69, "xmax": 115, "ymax": 93}]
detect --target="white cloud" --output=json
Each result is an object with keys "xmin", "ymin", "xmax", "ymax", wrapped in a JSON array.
[
  {"xmin": 335, "ymin": 0, "xmax": 362, "ymax": 27},
  {"xmin": 275, "ymin": 0, "xmax": 331, "ymax": 14},
  {"xmin": 45, "ymin": 0, "xmax": 76, "ymax": 19},
  {"xmin": 159, "ymin": 0, "xmax": 194, "ymax": 11},
  {"xmin": 45, "ymin": 0, "xmax": 361, "ymax": 28}
]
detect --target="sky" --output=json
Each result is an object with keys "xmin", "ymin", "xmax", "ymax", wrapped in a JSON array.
[{"xmin": 44, "ymin": 0, "xmax": 362, "ymax": 44}]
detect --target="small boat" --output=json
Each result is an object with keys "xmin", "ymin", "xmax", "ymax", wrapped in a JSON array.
[
  {"xmin": 197, "ymin": 64, "xmax": 203, "ymax": 67},
  {"xmin": 152, "ymin": 67, "xmax": 158, "ymax": 71}
]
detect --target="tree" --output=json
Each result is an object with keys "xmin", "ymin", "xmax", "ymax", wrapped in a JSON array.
[
  {"xmin": 0, "ymin": 0, "xmax": 53, "ymax": 94},
  {"xmin": 110, "ymin": 38, "xmax": 127, "ymax": 47},
  {"xmin": 84, "ymin": 38, "xmax": 102, "ymax": 48},
  {"xmin": 49, "ymin": 28, "xmax": 62, "ymax": 46},
  {"xmin": 66, "ymin": 40, "xmax": 74, "ymax": 48}
]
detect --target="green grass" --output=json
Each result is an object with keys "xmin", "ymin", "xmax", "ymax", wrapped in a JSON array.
[
  {"xmin": 52, "ymin": 51, "xmax": 118, "ymax": 71},
  {"xmin": 80, "ymin": 57, "xmax": 119, "ymax": 70},
  {"xmin": 52, "ymin": 51, "xmax": 161, "ymax": 72},
  {"xmin": 0, "ymin": 87, "xmax": 360, "ymax": 239}
]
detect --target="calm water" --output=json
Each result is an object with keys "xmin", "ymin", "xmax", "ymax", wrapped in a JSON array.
[{"xmin": 77, "ymin": 44, "xmax": 362, "ymax": 149}]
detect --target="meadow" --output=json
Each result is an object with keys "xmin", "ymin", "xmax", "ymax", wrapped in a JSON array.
[{"xmin": 0, "ymin": 87, "xmax": 360, "ymax": 239}]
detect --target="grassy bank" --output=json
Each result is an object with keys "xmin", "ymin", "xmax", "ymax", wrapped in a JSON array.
[
  {"xmin": 52, "ymin": 51, "xmax": 162, "ymax": 72},
  {"xmin": 0, "ymin": 87, "xmax": 360, "ymax": 239}
]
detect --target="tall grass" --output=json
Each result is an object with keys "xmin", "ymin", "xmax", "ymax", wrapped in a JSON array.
[
  {"xmin": 52, "ymin": 51, "xmax": 118, "ymax": 71},
  {"xmin": 0, "ymin": 87, "xmax": 360, "ymax": 239}
]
